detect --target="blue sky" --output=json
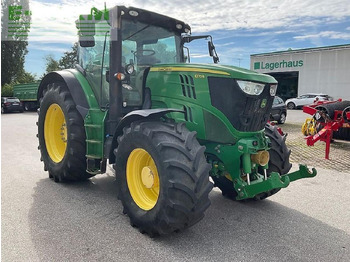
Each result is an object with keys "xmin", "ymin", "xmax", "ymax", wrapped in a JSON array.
[{"xmin": 21, "ymin": 0, "xmax": 350, "ymax": 77}]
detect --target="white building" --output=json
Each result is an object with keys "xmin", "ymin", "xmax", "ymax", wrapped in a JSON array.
[{"xmin": 250, "ymin": 44, "xmax": 350, "ymax": 101}]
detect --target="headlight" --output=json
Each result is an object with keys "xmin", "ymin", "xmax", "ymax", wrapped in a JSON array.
[
  {"xmin": 237, "ymin": 80, "xmax": 265, "ymax": 95},
  {"xmin": 270, "ymin": 84, "xmax": 277, "ymax": 96}
]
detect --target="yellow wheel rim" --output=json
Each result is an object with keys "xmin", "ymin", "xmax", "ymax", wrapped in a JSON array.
[
  {"xmin": 309, "ymin": 119, "xmax": 317, "ymax": 135},
  {"xmin": 44, "ymin": 104, "xmax": 67, "ymax": 163},
  {"xmin": 126, "ymin": 148, "xmax": 160, "ymax": 210}
]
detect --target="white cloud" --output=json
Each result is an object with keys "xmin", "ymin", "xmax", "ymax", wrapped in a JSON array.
[
  {"xmin": 26, "ymin": 0, "xmax": 350, "ymax": 43},
  {"xmin": 215, "ymin": 41, "xmax": 236, "ymax": 47},
  {"xmin": 294, "ymin": 31, "xmax": 350, "ymax": 40},
  {"xmin": 191, "ymin": 54, "xmax": 210, "ymax": 58},
  {"xmin": 28, "ymin": 42, "xmax": 71, "ymax": 53}
]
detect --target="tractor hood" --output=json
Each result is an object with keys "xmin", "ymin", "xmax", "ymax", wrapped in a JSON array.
[{"xmin": 149, "ymin": 63, "xmax": 277, "ymax": 84}]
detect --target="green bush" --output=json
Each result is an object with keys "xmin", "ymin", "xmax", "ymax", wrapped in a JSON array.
[{"xmin": 1, "ymin": 83, "xmax": 14, "ymax": 97}]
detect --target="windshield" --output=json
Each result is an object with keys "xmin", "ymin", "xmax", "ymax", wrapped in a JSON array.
[
  {"xmin": 120, "ymin": 19, "xmax": 183, "ymax": 106},
  {"xmin": 122, "ymin": 20, "xmax": 183, "ymax": 65}
]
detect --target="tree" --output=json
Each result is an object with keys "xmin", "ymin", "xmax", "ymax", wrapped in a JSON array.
[
  {"xmin": 44, "ymin": 55, "xmax": 60, "ymax": 75},
  {"xmin": 1, "ymin": 70, "xmax": 36, "ymax": 97},
  {"xmin": 1, "ymin": 83, "xmax": 14, "ymax": 97},
  {"xmin": 59, "ymin": 42, "xmax": 78, "ymax": 69},
  {"xmin": 17, "ymin": 70, "xmax": 36, "ymax": 83},
  {"xmin": 43, "ymin": 43, "xmax": 78, "ymax": 76},
  {"xmin": 1, "ymin": 0, "xmax": 31, "ymax": 86}
]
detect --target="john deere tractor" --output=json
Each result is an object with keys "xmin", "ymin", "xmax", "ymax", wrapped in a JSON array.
[{"xmin": 37, "ymin": 5, "xmax": 316, "ymax": 236}]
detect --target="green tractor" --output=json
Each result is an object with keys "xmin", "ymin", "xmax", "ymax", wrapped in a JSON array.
[{"xmin": 37, "ymin": 5, "xmax": 316, "ymax": 236}]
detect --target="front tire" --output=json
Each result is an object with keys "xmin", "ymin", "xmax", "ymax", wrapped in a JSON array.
[
  {"xmin": 114, "ymin": 121, "xmax": 213, "ymax": 236},
  {"xmin": 37, "ymin": 82, "xmax": 93, "ymax": 182},
  {"xmin": 212, "ymin": 174, "xmax": 237, "ymax": 199}
]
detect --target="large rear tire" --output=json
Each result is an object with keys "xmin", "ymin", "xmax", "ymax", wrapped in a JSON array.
[
  {"xmin": 114, "ymin": 121, "xmax": 213, "ymax": 236},
  {"xmin": 37, "ymin": 82, "xmax": 93, "ymax": 182}
]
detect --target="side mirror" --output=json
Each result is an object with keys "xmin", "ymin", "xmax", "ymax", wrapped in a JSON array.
[
  {"xmin": 208, "ymin": 41, "xmax": 214, "ymax": 57},
  {"xmin": 79, "ymin": 37, "xmax": 95, "ymax": 48},
  {"xmin": 76, "ymin": 19, "xmax": 95, "ymax": 47},
  {"xmin": 208, "ymin": 41, "xmax": 219, "ymax": 64}
]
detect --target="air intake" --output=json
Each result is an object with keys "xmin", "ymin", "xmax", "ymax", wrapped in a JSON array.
[{"xmin": 179, "ymin": 74, "xmax": 196, "ymax": 99}]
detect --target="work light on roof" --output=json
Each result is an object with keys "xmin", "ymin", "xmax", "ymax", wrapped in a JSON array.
[
  {"xmin": 176, "ymin": 24, "xmax": 183, "ymax": 30},
  {"xmin": 129, "ymin": 10, "xmax": 139, "ymax": 16}
]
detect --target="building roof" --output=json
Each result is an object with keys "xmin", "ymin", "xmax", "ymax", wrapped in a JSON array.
[{"xmin": 251, "ymin": 44, "xmax": 350, "ymax": 57}]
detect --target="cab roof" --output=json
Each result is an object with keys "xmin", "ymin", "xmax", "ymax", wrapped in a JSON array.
[{"xmin": 77, "ymin": 5, "xmax": 191, "ymax": 35}]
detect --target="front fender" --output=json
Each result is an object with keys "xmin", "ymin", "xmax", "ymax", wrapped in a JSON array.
[
  {"xmin": 108, "ymin": 108, "xmax": 184, "ymax": 163},
  {"xmin": 37, "ymin": 70, "xmax": 90, "ymax": 118}
]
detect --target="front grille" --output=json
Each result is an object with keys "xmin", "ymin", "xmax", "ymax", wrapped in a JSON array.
[{"xmin": 208, "ymin": 77, "xmax": 273, "ymax": 132}]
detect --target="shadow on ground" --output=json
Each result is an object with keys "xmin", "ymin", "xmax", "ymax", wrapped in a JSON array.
[{"xmin": 29, "ymin": 174, "xmax": 350, "ymax": 262}]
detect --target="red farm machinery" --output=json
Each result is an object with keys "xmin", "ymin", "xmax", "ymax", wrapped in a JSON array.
[{"xmin": 302, "ymin": 99, "xmax": 350, "ymax": 159}]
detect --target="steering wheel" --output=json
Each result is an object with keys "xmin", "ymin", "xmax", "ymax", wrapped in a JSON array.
[{"xmin": 134, "ymin": 49, "xmax": 155, "ymax": 57}]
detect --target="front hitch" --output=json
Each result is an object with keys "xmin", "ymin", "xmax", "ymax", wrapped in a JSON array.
[
  {"xmin": 283, "ymin": 164, "xmax": 317, "ymax": 182},
  {"xmin": 234, "ymin": 164, "xmax": 317, "ymax": 200}
]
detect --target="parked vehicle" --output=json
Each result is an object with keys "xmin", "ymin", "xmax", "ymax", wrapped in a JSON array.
[
  {"xmin": 1, "ymin": 97, "xmax": 24, "ymax": 113},
  {"xmin": 270, "ymin": 96, "xmax": 287, "ymax": 124},
  {"xmin": 13, "ymin": 82, "xmax": 40, "ymax": 111},
  {"xmin": 285, "ymin": 93, "xmax": 332, "ymax": 109}
]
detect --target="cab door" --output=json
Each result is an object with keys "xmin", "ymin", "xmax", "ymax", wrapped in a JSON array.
[{"xmin": 78, "ymin": 20, "xmax": 110, "ymax": 108}]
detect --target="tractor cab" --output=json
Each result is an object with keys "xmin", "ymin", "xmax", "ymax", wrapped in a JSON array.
[
  {"xmin": 76, "ymin": 6, "xmax": 218, "ymax": 115},
  {"xmin": 76, "ymin": 6, "xmax": 189, "ymax": 112}
]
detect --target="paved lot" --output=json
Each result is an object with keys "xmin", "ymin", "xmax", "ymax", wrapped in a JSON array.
[{"xmin": 2, "ymin": 111, "xmax": 350, "ymax": 262}]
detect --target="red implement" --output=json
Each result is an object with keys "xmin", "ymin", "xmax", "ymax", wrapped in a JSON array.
[{"xmin": 303, "ymin": 99, "xmax": 349, "ymax": 159}]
